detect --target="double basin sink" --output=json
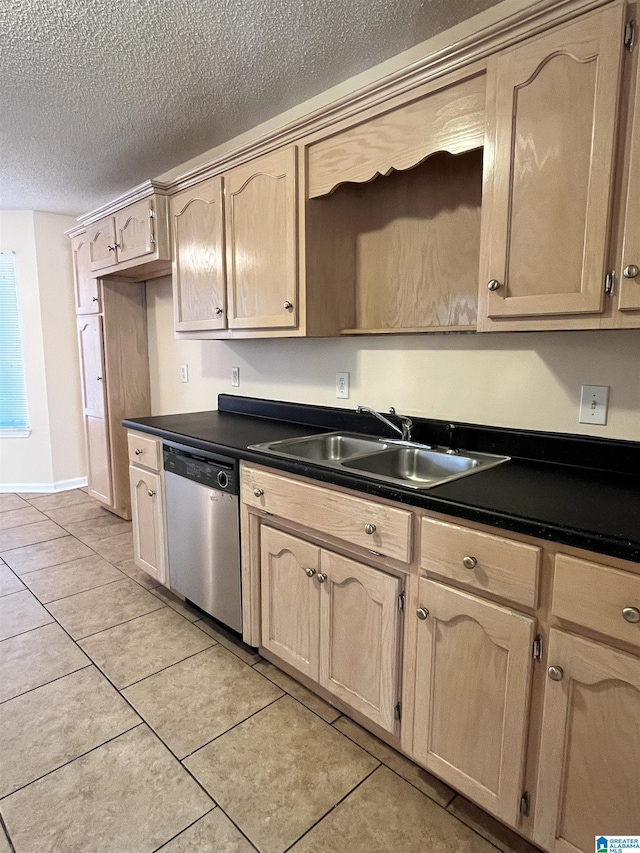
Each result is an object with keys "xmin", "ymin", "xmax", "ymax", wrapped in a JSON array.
[{"xmin": 249, "ymin": 432, "xmax": 509, "ymax": 490}]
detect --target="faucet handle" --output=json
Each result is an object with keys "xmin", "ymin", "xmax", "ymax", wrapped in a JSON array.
[{"xmin": 446, "ymin": 423, "xmax": 459, "ymax": 454}]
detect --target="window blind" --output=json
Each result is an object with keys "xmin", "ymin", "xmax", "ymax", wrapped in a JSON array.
[{"xmin": 0, "ymin": 251, "xmax": 29, "ymax": 432}]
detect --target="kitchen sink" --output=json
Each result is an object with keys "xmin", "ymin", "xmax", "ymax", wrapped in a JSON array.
[{"xmin": 249, "ymin": 432, "xmax": 509, "ymax": 489}]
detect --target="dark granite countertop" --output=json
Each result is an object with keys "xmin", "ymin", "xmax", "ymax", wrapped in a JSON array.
[{"xmin": 123, "ymin": 395, "xmax": 640, "ymax": 564}]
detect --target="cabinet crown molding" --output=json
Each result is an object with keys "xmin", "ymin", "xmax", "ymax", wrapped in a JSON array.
[{"xmin": 75, "ymin": 179, "xmax": 172, "ymax": 228}]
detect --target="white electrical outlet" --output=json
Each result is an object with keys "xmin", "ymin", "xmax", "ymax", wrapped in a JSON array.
[
  {"xmin": 231, "ymin": 366, "xmax": 240, "ymax": 387},
  {"xmin": 180, "ymin": 364, "xmax": 189, "ymax": 383},
  {"xmin": 336, "ymin": 372, "xmax": 350, "ymax": 399},
  {"xmin": 579, "ymin": 385, "xmax": 609, "ymax": 425}
]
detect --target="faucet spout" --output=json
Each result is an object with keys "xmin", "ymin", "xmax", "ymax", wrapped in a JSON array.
[{"xmin": 356, "ymin": 406, "xmax": 413, "ymax": 441}]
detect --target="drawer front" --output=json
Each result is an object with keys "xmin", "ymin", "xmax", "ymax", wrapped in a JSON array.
[
  {"xmin": 420, "ymin": 517, "xmax": 541, "ymax": 608},
  {"xmin": 242, "ymin": 466, "xmax": 413, "ymax": 563},
  {"xmin": 127, "ymin": 431, "xmax": 162, "ymax": 472},
  {"xmin": 553, "ymin": 554, "xmax": 640, "ymax": 649}
]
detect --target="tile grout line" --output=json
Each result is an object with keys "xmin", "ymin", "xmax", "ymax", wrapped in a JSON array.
[
  {"xmin": 118, "ymin": 642, "xmax": 220, "ymax": 691},
  {"xmin": 150, "ymin": 806, "xmax": 220, "ymax": 853},
  {"xmin": 0, "ymin": 663, "xmax": 93, "ymax": 707},
  {"xmin": 23, "ymin": 574, "xmax": 133, "ymax": 605},
  {"xmin": 0, "ymin": 811, "xmax": 17, "ymax": 853},
  {"xmin": 69, "ymin": 602, "xmax": 168, "ymax": 642}
]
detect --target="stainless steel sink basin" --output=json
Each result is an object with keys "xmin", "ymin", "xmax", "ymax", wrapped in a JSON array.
[
  {"xmin": 250, "ymin": 432, "xmax": 390, "ymax": 462},
  {"xmin": 345, "ymin": 446, "xmax": 509, "ymax": 489},
  {"xmin": 249, "ymin": 431, "xmax": 509, "ymax": 490}
]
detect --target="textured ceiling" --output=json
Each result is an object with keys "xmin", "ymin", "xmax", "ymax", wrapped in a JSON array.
[{"xmin": 0, "ymin": 0, "xmax": 503, "ymax": 216}]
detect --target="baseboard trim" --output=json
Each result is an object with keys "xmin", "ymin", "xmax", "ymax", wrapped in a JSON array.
[{"xmin": 0, "ymin": 476, "xmax": 89, "ymax": 494}]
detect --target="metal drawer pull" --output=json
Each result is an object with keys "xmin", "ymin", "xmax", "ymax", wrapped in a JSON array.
[
  {"xmin": 317, "ymin": 573, "xmax": 327, "ymax": 583},
  {"xmin": 253, "ymin": 488, "xmax": 264, "ymax": 497},
  {"xmin": 548, "ymin": 666, "xmax": 564, "ymax": 682},
  {"xmin": 364, "ymin": 523, "xmax": 376, "ymax": 535},
  {"xmin": 305, "ymin": 568, "xmax": 316, "ymax": 578},
  {"xmin": 135, "ymin": 448, "xmax": 143, "ymax": 455},
  {"xmin": 283, "ymin": 301, "xmax": 293, "ymax": 310},
  {"xmin": 622, "ymin": 607, "xmax": 640, "ymax": 624},
  {"xmin": 147, "ymin": 489, "xmax": 156, "ymax": 497},
  {"xmin": 215, "ymin": 307, "xmax": 223, "ymax": 316},
  {"xmin": 462, "ymin": 555, "xmax": 477, "ymax": 570},
  {"xmin": 417, "ymin": 608, "xmax": 429, "ymax": 620}
]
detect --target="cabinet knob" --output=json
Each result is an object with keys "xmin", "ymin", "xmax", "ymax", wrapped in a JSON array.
[
  {"xmin": 253, "ymin": 488, "xmax": 264, "ymax": 497},
  {"xmin": 147, "ymin": 489, "xmax": 156, "ymax": 497},
  {"xmin": 304, "ymin": 568, "xmax": 316, "ymax": 578},
  {"xmin": 283, "ymin": 301, "xmax": 293, "ymax": 310},
  {"xmin": 107, "ymin": 244, "xmax": 115, "ymax": 252},
  {"xmin": 416, "ymin": 608, "xmax": 429, "ymax": 620},
  {"xmin": 135, "ymin": 448, "xmax": 143, "ymax": 455},
  {"xmin": 215, "ymin": 307, "xmax": 223, "ymax": 316},
  {"xmin": 364, "ymin": 523, "xmax": 376, "ymax": 535},
  {"xmin": 92, "ymin": 296, "xmax": 99, "ymax": 302},
  {"xmin": 622, "ymin": 606, "xmax": 640, "ymax": 624},
  {"xmin": 487, "ymin": 279, "xmax": 501, "ymax": 291},
  {"xmin": 317, "ymin": 572, "xmax": 327, "ymax": 583},
  {"xmin": 96, "ymin": 376, "xmax": 102, "ymax": 381},
  {"xmin": 462, "ymin": 555, "xmax": 477, "ymax": 570},
  {"xmin": 113, "ymin": 242, "xmax": 121, "ymax": 249},
  {"xmin": 548, "ymin": 666, "xmax": 564, "ymax": 682},
  {"xmin": 623, "ymin": 264, "xmax": 639, "ymax": 279}
]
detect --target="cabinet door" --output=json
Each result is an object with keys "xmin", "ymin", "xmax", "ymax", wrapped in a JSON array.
[
  {"xmin": 619, "ymin": 41, "xmax": 640, "ymax": 311},
  {"xmin": 77, "ymin": 317, "xmax": 112, "ymax": 505},
  {"xmin": 534, "ymin": 629, "xmax": 640, "ymax": 852},
  {"xmin": 225, "ymin": 147, "xmax": 298, "ymax": 329},
  {"xmin": 480, "ymin": 5, "xmax": 625, "ymax": 319},
  {"xmin": 171, "ymin": 177, "xmax": 227, "ymax": 331},
  {"xmin": 71, "ymin": 235, "xmax": 100, "ymax": 314},
  {"xmin": 88, "ymin": 217, "xmax": 117, "ymax": 271},
  {"xmin": 115, "ymin": 198, "xmax": 155, "ymax": 263},
  {"xmin": 260, "ymin": 526, "xmax": 321, "ymax": 680},
  {"xmin": 412, "ymin": 579, "xmax": 535, "ymax": 826},
  {"xmin": 319, "ymin": 551, "xmax": 402, "ymax": 733},
  {"xmin": 129, "ymin": 465, "xmax": 168, "ymax": 585}
]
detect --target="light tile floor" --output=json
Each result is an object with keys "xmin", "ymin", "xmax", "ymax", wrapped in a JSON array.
[{"xmin": 0, "ymin": 489, "xmax": 543, "ymax": 853}]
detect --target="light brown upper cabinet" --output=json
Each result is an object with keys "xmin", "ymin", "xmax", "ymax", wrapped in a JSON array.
[
  {"xmin": 305, "ymin": 73, "xmax": 486, "ymax": 334},
  {"xmin": 478, "ymin": 4, "xmax": 626, "ymax": 328},
  {"xmin": 71, "ymin": 233, "xmax": 100, "ymax": 314},
  {"xmin": 618, "ymin": 28, "xmax": 640, "ymax": 312},
  {"xmin": 225, "ymin": 146, "xmax": 299, "ymax": 330},
  {"xmin": 86, "ymin": 194, "xmax": 171, "ymax": 280},
  {"xmin": 171, "ymin": 176, "xmax": 227, "ymax": 332}
]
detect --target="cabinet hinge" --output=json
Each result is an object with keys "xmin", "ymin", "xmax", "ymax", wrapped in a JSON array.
[
  {"xmin": 532, "ymin": 634, "xmax": 543, "ymax": 661},
  {"xmin": 150, "ymin": 233, "xmax": 157, "ymax": 246},
  {"xmin": 149, "ymin": 208, "xmax": 156, "ymax": 219},
  {"xmin": 398, "ymin": 591, "xmax": 405, "ymax": 612},
  {"xmin": 368, "ymin": 549, "xmax": 385, "ymax": 557},
  {"xmin": 394, "ymin": 701, "xmax": 402, "ymax": 721},
  {"xmin": 604, "ymin": 269, "xmax": 616, "ymax": 296},
  {"xmin": 520, "ymin": 792, "xmax": 531, "ymax": 816},
  {"xmin": 624, "ymin": 20, "xmax": 636, "ymax": 52}
]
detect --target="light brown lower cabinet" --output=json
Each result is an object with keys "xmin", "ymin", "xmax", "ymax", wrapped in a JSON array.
[
  {"xmin": 260, "ymin": 525, "xmax": 403, "ymax": 733},
  {"xmin": 129, "ymin": 464, "xmax": 168, "ymax": 586},
  {"xmin": 411, "ymin": 579, "xmax": 536, "ymax": 826},
  {"xmin": 533, "ymin": 629, "xmax": 640, "ymax": 851}
]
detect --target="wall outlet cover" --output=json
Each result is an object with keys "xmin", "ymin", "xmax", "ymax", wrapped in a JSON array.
[
  {"xmin": 336, "ymin": 371, "xmax": 350, "ymax": 399},
  {"xmin": 180, "ymin": 364, "xmax": 189, "ymax": 383},
  {"xmin": 231, "ymin": 366, "xmax": 240, "ymax": 387}
]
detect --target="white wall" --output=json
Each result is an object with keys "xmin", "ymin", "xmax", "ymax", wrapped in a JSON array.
[
  {"xmin": 0, "ymin": 211, "xmax": 86, "ymax": 491},
  {"xmin": 147, "ymin": 277, "xmax": 640, "ymax": 441}
]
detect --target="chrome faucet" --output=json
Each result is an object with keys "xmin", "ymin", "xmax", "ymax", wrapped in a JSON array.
[{"xmin": 356, "ymin": 405, "xmax": 413, "ymax": 441}]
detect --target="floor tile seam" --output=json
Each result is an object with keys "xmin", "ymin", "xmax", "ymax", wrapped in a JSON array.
[
  {"xmin": 0, "ymin": 528, "xmax": 68, "ymax": 547},
  {"xmin": 118, "ymin": 641, "xmax": 222, "ymax": 692},
  {"xmin": 194, "ymin": 623, "xmax": 261, "ymax": 665},
  {"xmin": 30, "ymin": 495, "xmax": 98, "ymax": 511},
  {"xmin": 70, "ymin": 601, "xmax": 168, "ymax": 641},
  {"xmin": 180, "ymin": 692, "xmax": 288, "ymax": 762},
  {"xmin": 280, "ymin": 762, "xmax": 382, "ymax": 853},
  {"xmin": 0, "ymin": 721, "xmax": 144, "ymax": 803},
  {"xmin": 0, "ymin": 812, "xmax": 16, "ymax": 853},
  {"xmin": 0, "ymin": 618, "xmax": 56, "ymax": 644},
  {"xmin": 25, "ymin": 573, "xmax": 132, "ymax": 605},
  {"xmin": 44, "ymin": 509, "xmax": 111, "ymax": 525},
  {"xmin": 13, "ymin": 551, "xmax": 124, "ymax": 579},
  {"xmin": 329, "ymin": 718, "xmax": 457, "ymax": 808},
  {"xmin": 0, "ymin": 515, "xmax": 49, "ymax": 532},
  {"xmin": 151, "ymin": 806, "xmax": 221, "ymax": 853},
  {"xmin": 0, "ymin": 663, "xmax": 93, "ymax": 707},
  {"xmin": 251, "ymin": 662, "xmax": 343, "ymax": 727}
]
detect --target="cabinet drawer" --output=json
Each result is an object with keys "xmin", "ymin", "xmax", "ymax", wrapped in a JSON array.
[
  {"xmin": 553, "ymin": 554, "xmax": 640, "ymax": 649},
  {"xmin": 242, "ymin": 466, "xmax": 413, "ymax": 562},
  {"xmin": 420, "ymin": 517, "xmax": 541, "ymax": 608},
  {"xmin": 127, "ymin": 431, "xmax": 162, "ymax": 472}
]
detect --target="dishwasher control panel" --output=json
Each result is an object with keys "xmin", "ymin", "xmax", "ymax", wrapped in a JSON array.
[{"xmin": 163, "ymin": 445, "xmax": 238, "ymax": 495}]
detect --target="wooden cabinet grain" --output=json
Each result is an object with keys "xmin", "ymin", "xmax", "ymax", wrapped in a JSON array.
[
  {"xmin": 534, "ymin": 629, "xmax": 640, "ymax": 851},
  {"xmin": 479, "ymin": 4, "xmax": 625, "ymax": 327},
  {"xmin": 129, "ymin": 464, "xmax": 168, "ymax": 586},
  {"xmin": 411, "ymin": 579, "xmax": 535, "ymax": 825},
  {"xmin": 71, "ymin": 233, "xmax": 100, "ymax": 314},
  {"xmin": 618, "ymin": 26, "xmax": 640, "ymax": 312},
  {"xmin": 171, "ymin": 176, "xmax": 227, "ymax": 332},
  {"xmin": 77, "ymin": 315, "xmax": 112, "ymax": 505}
]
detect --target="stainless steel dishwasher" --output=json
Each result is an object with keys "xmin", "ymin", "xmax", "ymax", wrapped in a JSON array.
[{"xmin": 163, "ymin": 443, "xmax": 242, "ymax": 633}]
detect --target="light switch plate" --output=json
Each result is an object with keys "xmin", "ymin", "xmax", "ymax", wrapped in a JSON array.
[
  {"xmin": 579, "ymin": 385, "xmax": 609, "ymax": 425},
  {"xmin": 336, "ymin": 372, "xmax": 350, "ymax": 399}
]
